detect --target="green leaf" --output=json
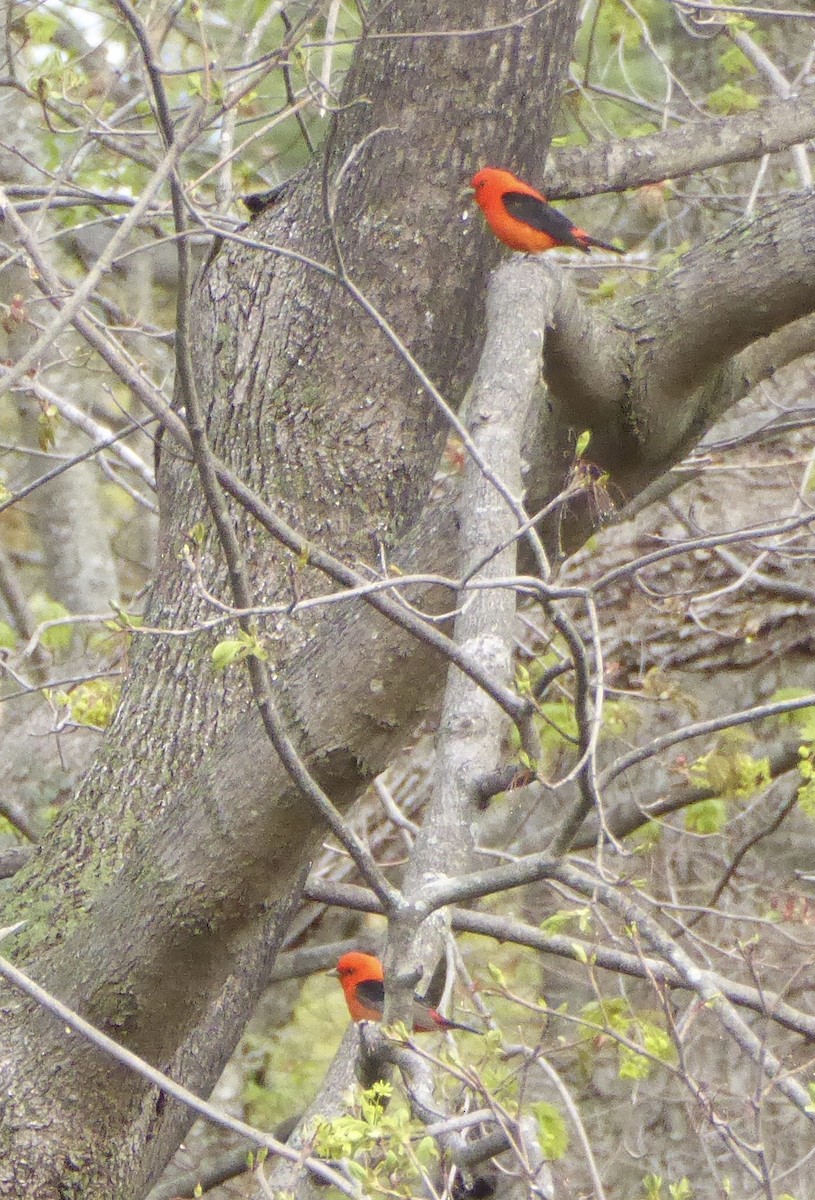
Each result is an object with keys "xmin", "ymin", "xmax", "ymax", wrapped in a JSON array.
[
  {"xmin": 798, "ymin": 773, "xmax": 815, "ymax": 820},
  {"xmin": 594, "ymin": 277, "xmax": 619, "ymax": 300},
  {"xmin": 540, "ymin": 907, "xmax": 591, "ymax": 935},
  {"xmin": 211, "ymin": 629, "xmax": 268, "ymax": 671},
  {"xmin": 211, "ymin": 639, "xmax": 246, "ymax": 671},
  {"xmin": 531, "ymin": 1101, "xmax": 569, "ymax": 1159},
  {"xmin": 684, "ymin": 797, "xmax": 726, "ymax": 834},
  {"xmin": 574, "ymin": 429, "xmax": 591, "ymax": 458},
  {"xmin": 668, "ymin": 1181, "xmax": 693, "ymax": 1200},
  {"xmin": 689, "ymin": 744, "xmax": 769, "ymax": 800},
  {"xmin": 641, "ymin": 1021, "xmax": 676, "ymax": 1064},
  {"xmin": 619, "ymin": 1044, "xmax": 651, "ymax": 1079},
  {"xmin": 106, "ymin": 606, "xmax": 143, "ymax": 632},
  {"xmin": 550, "ymin": 132, "xmax": 588, "ymax": 148},
  {"xmin": 415, "ymin": 1136, "xmax": 439, "ymax": 1167},
  {"xmin": 706, "ymin": 83, "xmax": 759, "ymax": 115},
  {"xmin": 24, "ymin": 10, "xmax": 61, "ymax": 42},
  {"xmin": 721, "ymin": 12, "xmax": 756, "ymax": 31},
  {"xmin": 718, "ymin": 44, "xmax": 754, "ymax": 77},
  {"xmin": 515, "ymin": 663, "xmax": 532, "ymax": 695},
  {"xmin": 581, "ymin": 997, "xmax": 629, "ymax": 1034},
  {"xmin": 770, "ymin": 688, "xmax": 815, "ymax": 740},
  {"xmin": 345, "ymin": 1160, "xmax": 370, "ymax": 1184},
  {"xmin": 629, "ymin": 820, "xmax": 661, "ymax": 852},
  {"xmin": 59, "ymin": 679, "xmax": 121, "ymax": 728},
  {"xmin": 486, "ymin": 962, "xmax": 507, "ymax": 988},
  {"xmin": 29, "ymin": 593, "xmax": 73, "ymax": 653},
  {"xmin": 37, "ymin": 405, "xmax": 59, "ymax": 452}
]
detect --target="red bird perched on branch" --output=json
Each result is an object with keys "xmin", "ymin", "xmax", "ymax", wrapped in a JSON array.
[
  {"xmin": 471, "ymin": 166, "xmax": 623, "ymax": 256},
  {"xmin": 336, "ymin": 951, "xmax": 480, "ymax": 1033}
]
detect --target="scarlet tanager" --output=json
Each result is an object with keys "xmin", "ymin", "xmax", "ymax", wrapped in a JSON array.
[
  {"xmin": 336, "ymin": 951, "xmax": 480, "ymax": 1033},
  {"xmin": 471, "ymin": 167, "xmax": 623, "ymax": 256}
]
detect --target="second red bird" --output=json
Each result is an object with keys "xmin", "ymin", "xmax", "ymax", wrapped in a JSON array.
[{"xmin": 336, "ymin": 951, "xmax": 480, "ymax": 1033}]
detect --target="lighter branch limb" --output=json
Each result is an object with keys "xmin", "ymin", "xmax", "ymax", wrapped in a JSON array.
[
  {"xmin": 386, "ymin": 258, "xmax": 552, "ymax": 1018},
  {"xmin": 546, "ymin": 94, "xmax": 815, "ymax": 199}
]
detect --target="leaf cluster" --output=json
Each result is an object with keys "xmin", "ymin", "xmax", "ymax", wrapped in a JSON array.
[{"xmin": 312, "ymin": 1082, "xmax": 439, "ymax": 1196}]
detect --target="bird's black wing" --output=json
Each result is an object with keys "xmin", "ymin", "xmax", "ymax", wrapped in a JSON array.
[
  {"xmin": 355, "ymin": 978, "xmax": 386, "ymax": 1008},
  {"xmin": 502, "ymin": 190, "xmax": 589, "ymax": 252}
]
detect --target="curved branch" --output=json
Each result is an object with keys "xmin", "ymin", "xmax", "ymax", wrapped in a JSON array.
[
  {"xmin": 630, "ymin": 192, "xmax": 815, "ymax": 407},
  {"xmin": 536, "ymin": 191, "xmax": 815, "ymax": 512},
  {"xmin": 737, "ymin": 310, "xmax": 815, "ymax": 387}
]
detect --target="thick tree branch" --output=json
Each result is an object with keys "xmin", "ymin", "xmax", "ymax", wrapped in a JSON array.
[
  {"xmin": 545, "ymin": 95, "xmax": 815, "ymax": 199},
  {"xmin": 537, "ymin": 191, "xmax": 815, "ymax": 523},
  {"xmin": 737, "ymin": 311, "xmax": 815, "ymax": 388},
  {"xmin": 629, "ymin": 192, "xmax": 815, "ymax": 406}
]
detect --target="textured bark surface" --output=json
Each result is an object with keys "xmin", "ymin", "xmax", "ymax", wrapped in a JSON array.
[{"xmin": 0, "ymin": 3, "xmax": 583, "ymax": 1196}]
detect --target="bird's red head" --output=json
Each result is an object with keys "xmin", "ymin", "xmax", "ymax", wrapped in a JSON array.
[
  {"xmin": 471, "ymin": 167, "xmax": 524, "ymax": 199},
  {"xmin": 336, "ymin": 951, "xmax": 384, "ymax": 986}
]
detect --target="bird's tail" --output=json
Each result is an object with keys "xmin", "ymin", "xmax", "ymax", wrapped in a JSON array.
[
  {"xmin": 440, "ymin": 1016, "xmax": 483, "ymax": 1034},
  {"xmin": 584, "ymin": 235, "xmax": 624, "ymax": 255}
]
